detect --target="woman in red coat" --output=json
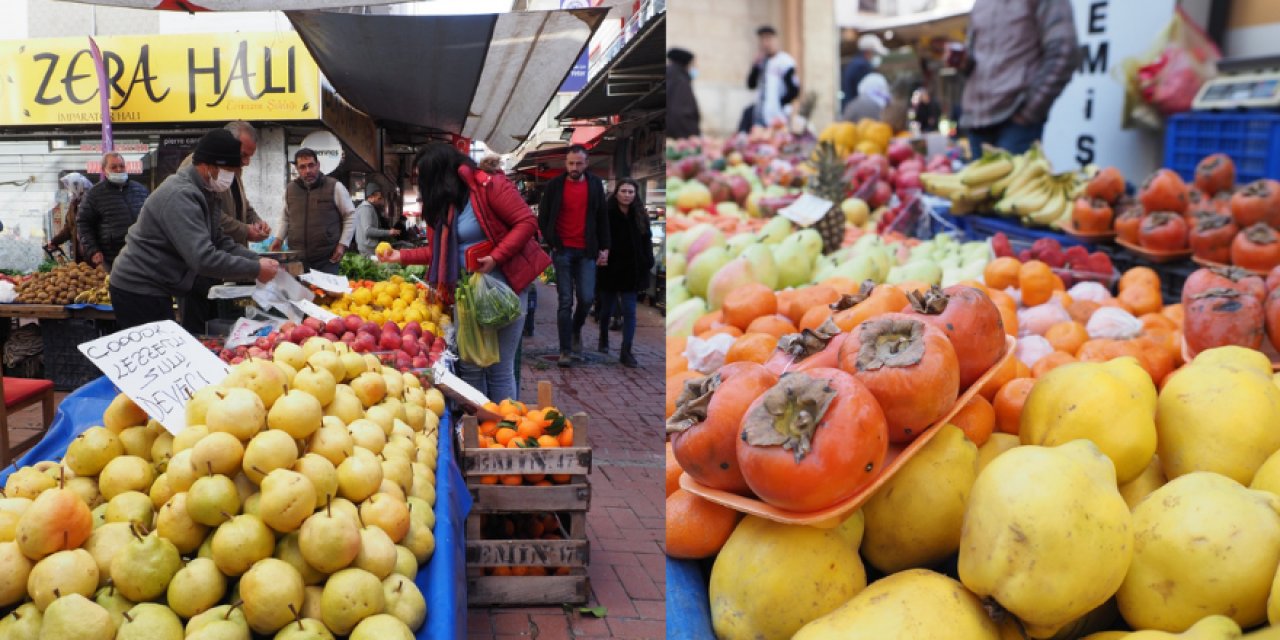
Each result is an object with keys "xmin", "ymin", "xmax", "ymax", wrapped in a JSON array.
[{"xmin": 383, "ymin": 144, "xmax": 550, "ymax": 403}]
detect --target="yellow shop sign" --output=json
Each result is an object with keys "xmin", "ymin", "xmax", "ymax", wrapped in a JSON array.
[{"xmin": 0, "ymin": 32, "xmax": 321, "ymax": 126}]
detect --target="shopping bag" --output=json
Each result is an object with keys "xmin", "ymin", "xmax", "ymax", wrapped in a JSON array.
[
  {"xmin": 1120, "ymin": 8, "xmax": 1220, "ymax": 128},
  {"xmin": 470, "ymin": 272, "xmax": 521, "ymax": 329},
  {"xmin": 455, "ymin": 276, "xmax": 500, "ymax": 368}
]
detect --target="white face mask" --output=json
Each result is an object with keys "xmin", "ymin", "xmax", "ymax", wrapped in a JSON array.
[
  {"xmin": 688, "ymin": 68, "xmax": 699, "ymax": 80},
  {"xmin": 207, "ymin": 168, "xmax": 235, "ymax": 193},
  {"xmin": 107, "ymin": 173, "xmax": 127, "ymax": 185}
]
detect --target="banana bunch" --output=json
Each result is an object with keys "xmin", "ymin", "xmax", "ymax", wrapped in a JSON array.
[
  {"xmin": 922, "ymin": 143, "xmax": 1091, "ymax": 227},
  {"xmin": 73, "ymin": 287, "xmax": 111, "ymax": 304}
]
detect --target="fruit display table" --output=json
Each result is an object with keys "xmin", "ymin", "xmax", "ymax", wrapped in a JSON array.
[{"xmin": 0, "ymin": 376, "xmax": 472, "ymax": 640}]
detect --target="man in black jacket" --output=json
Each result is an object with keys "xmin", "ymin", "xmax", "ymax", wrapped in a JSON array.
[
  {"xmin": 538, "ymin": 145, "xmax": 610, "ymax": 366},
  {"xmin": 76, "ymin": 152, "xmax": 149, "ymax": 270}
]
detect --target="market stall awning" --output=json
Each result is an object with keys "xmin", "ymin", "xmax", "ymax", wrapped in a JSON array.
[
  {"xmin": 557, "ymin": 11, "xmax": 665, "ymax": 121},
  {"xmin": 287, "ymin": 8, "xmax": 607, "ymax": 154},
  {"xmin": 838, "ymin": 0, "xmax": 973, "ymax": 37}
]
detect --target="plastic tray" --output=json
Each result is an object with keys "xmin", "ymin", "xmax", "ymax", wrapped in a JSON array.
[
  {"xmin": 1116, "ymin": 238, "xmax": 1194, "ymax": 264},
  {"xmin": 1061, "ymin": 222, "xmax": 1117, "ymax": 243},
  {"xmin": 680, "ymin": 334, "xmax": 1017, "ymax": 528},
  {"xmin": 966, "ymin": 214, "xmax": 1094, "ymax": 249},
  {"xmin": 1165, "ymin": 111, "xmax": 1280, "ymax": 185},
  {"xmin": 1190, "ymin": 255, "xmax": 1272, "ymax": 278}
]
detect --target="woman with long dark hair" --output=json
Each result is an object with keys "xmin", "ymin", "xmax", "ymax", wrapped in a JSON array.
[
  {"xmin": 596, "ymin": 178, "xmax": 653, "ymax": 367},
  {"xmin": 383, "ymin": 144, "xmax": 550, "ymax": 402}
]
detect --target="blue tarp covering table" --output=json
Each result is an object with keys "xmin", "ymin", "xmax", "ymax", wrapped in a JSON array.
[
  {"xmin": 667, "ymin": 557, "xmax": 715, "ymax": 640},
  {"xmin": 0, "ymin": 375, "xmax": 471, "ymax": 640}
]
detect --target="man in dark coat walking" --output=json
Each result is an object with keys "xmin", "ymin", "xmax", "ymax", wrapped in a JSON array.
[{"xmin": 667, "ymin": 48, "xmax": 701, "ymax": 140}]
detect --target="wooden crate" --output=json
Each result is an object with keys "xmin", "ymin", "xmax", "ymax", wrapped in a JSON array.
[{"xmin": 461, "ymin": 381, "xmax": 592, "ymax": 606}]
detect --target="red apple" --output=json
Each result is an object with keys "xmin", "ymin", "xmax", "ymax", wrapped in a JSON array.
[
  {"xmin": 302, "ymin": 317, "xmax": 324, "ymax": 331},
  {"xmin": 412, "ymin": 355, "xmax": 430, "ymax": 369},
  {"xmin": 402, "ymin": 321, "xmax": 422, "ymax": 337},
  {"xmin": 402, "ymin": 340, "xmax": 420, "ymax": 357},
  {"xmin": 341, "ymin": 333, "xmax": 356, "ymax": 345},
  {"xmin": 894, "ymin": 170, "xmax": 922, "ymax": 192},
  {"xmin": 344, "ymin": 315, "xmax": 363, "ymax": 333},
  {"xmin": 290, "ymin": 326, "xmax": 317, "ymax": 343},
  {"xmin": 325, "ymin": 318, "xmax": 346, "ymax": 336},
  {"xmin": 255, "ymin": 337, "xmax": 272, "ymax": 351},
  {"xmin": 379, "ymin": 333, "xmax": 402, "ymax": 351},
  {"xmin": 322, "ymin": 333, "xmax": 340, "ymax": 342},
  {"xmin": 359, "ymin": 321, "xmax": 380, "ymax": 335},
  {"xmin": 230, "ymin": 356, "xmax": 244, "ymax": 365},
  {"xmin": 887, "ymin": 139, "xmax": 916, "ymax": 166},
  {"xmin": 279, "ymin": 321, "xmax": 297, "ymax": 335},
  {"xmin": 869, "ymin": 181, "xmax": 893, "ymax": 209}
]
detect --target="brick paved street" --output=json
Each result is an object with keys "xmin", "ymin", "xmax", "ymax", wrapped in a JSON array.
[{"xmin": 468, "ymin": 281, "xmax": 666, "ymax": 639}]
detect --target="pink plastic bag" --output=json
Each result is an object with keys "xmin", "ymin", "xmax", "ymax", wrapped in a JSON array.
[{"xmin": 1135, "ymin": 8, "xmax": 1221, "ymax": 116}]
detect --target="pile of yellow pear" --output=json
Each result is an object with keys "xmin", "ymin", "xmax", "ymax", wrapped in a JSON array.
[{"xmin": 0, "ymin": 335, "xmax": 448, "ymax": 640}]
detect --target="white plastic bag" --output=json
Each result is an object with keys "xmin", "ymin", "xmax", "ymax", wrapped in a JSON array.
[
  {"xmin": 1068, "ymin": 281, "xmax": 1111, "ymax": 303},
  {"xmin": 1018, "ymin": 301, "xmax": 1072, "ymax": 337},
  {"xmin": 0, "ymin": 281, "xmax": 16, "ymax": 304},
  {"xmin": 1086, "ymin": 307, "xmax": 1143, "ymax": 340},
  {"xmin": 684, "ymin": 333, "xmax": 737, "ymax": 375},
  {"xmin": 1017, "ymin": 335, "xmax": 1054, "ymax": 368}
]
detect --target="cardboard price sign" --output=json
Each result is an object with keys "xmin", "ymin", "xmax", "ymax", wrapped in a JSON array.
[
  {"xmin": 300, "ymin": 270, "xmax": 352, "ymax": 294},
  {"xmin": 291, "ymin": 299, "xmax": 339, "ymax": 323},
  {"xmin": 78, "ymin": 320, "xmax": 230, "ymax": 435}
]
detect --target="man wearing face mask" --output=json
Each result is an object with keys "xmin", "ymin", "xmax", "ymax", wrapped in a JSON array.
[
  {"xmin": 270, "ymin": 148, "xmax": 356, "ymax": 275},
  {"xmin": 842, "ymin": 34, "xmax": 888, "ymax": 109},
  {"xmin": 76, "ymin": 151, "xmax": 149, "ymax": 270},
  {"xmin": 353, "ymin": 183, "xmax": 399, "ymax": 256},
  {"xmin": 110, "ymin": 128, "xmax": 279, "ymax": 331}
]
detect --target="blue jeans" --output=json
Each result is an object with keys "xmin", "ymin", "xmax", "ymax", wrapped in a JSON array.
[
  {"xmin": 967, "ymin": 118, "xmax": 1045, "ymax": 156},
  {"xmin": 553, "ymin": 248, "xmax": 596, "ymax": 353},
  {"xmin": 598, "ymin": 291, "xmax": 637, "ymax": 348},
  {"xmin": 458, "ymin": 286, "xmax": 528, "ymax": 404}
]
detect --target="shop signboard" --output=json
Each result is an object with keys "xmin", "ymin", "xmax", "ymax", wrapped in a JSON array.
[
  {"xmin": 1042, "ymin": 0, "xmax": 1176, "ymax": 180},
  {"xmin": 558, "ymin": 0, "xmax": 602, "ymax": 93},
  {"xmin": 0, "ymin": 32, "xmax": 322, "ymax": 127}
]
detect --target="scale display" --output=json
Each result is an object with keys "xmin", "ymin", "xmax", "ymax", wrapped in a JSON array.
[{"xmin": 1194, "ymin": 70, "xmax": 1280, "ymax": 110}]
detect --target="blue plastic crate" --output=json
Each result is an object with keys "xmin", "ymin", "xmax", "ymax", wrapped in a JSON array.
[{"xmin": 1165, "ymin": 111, "xmax": 1280, "ymax": 184}]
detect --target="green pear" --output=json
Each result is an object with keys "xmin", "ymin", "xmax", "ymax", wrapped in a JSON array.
[
  {"xmin": 0, "ymin": 602, "xmax": 42, "ymax": 639},
  {"xmin": 148, "ymin": 473, "xmax": 174, "ymax": 510},
  {"xmin": 402, "ymin": 514, "xmax": 435, "ymax": 564},
  {"xmin": 243, "ymin": 492, "xmax": 262, "ymax": 517},
  {"xmin": 298, "ymin": 505, "xmax": 360, "ymax": 574},
  {"xmin": 328, "ymin": 497, "xmax": 361, "ymax": 524},
  {"xmin": 65, "ymin": 427, "xmax": 124, "ymax": 477},
  {"xmin": 185, "ymin": 604, "xmax": 249, "ymax": 640},
  {"xmin": 39, "ymin": 592, "xmax": 114, "ymax": 640},
  {"xmin": 307, "ymin": 420, "xmax": 354, "ymax": 467},
  {"xmin": 349, "ymin": 613, "xmax": 413, "ymax": 640},
  {"xmin": 110, "ymin": 528, "xmax": 180, "ymax": 602},
  {"xmin": 206, "ymin": 387, "xmax": 267, "ymax": 442},
  {"xmin": 186, "ymin": 385, "xmax": 228, "ymax": 427},
  {"xmin": 364, "ymin": 404, "xmax": 395, "ymax": 436},
  {"xmin": 17, "ymin": 485, "xmax": 94, "ymax": 560},
  {"xmin": 381, "ymin": 574, "xmax": 426, "ymax": 631},
  {"xmin": 163, "ymin": 449, "xmax": 198, "ymax": 493},
  {"xmin": 268, "ymin": 389, "xmax": 324, "ymax": 440},
  {"xmin": 98, "ymin": 455, "xmax": 155, "ymax": 501},
  {"xmin": 197, "ymin": 532, "xmax": 215, "ymax": 559},
  {"xmin": 406, "ymin": 496, "xmax": 436, "ymax": 530},
  {"xmin": 241, "ymin": 558, "xmax": 306, "ymax": 634},
  {"xmin": 64, "ymin": 476, "xmax": 104, "ymax": 510},
  {"xmin": 171, "ymin": 424, "xmax": 209, "ymax": 455},
  {"xmin": 154, "ymin": 492, "xmax": 209, "ymax": 554},
  {"xmin": 336, "ymin": 448, "xmax": 383, "ymax": 503},
  {"xmin": 275, "ymin": 531, "xmax": 327, "ymax": 586},
  {"xmin": 403, "ymin": 404, "xmax": 427, "ymax": 432},
  {"xmin": 300, "ymin": 585, "xmax": 324, "ymax": 620},
  {"xmin": 191, "ymin": 431, "xmax": 246, "ymax": 477},
  {"xmin": 292, "ymin": 454, "xmax": 338, "ymax": 506},
  {"xmin": 28, "ymin": 548, "xmax": 98, "ymax": 610},
  {"xmin": 380, "ymin": 458, "xmax": 413, "ymax": 495},
  {"xmin": 0, "ymin": 540, "xmax": 33, "ymax": 605},
  {"xmin": 211, "ymin": 514, "xmax": 275, "ymax": 576},
  {"xmin": 347, "ymin": 419, "xmax": 387, "ymax": 454},
  {"xmin": 273, "ymin": 617, "xmax": 335, "ymax": 640},
  {"xmin": 187, "ymin": 474, "xmax": 241, "ymax": 527},
  {"xmin": 360, "ymin": 493, "xmax": 409, "ymax": 543},
  {"xmin": 90, "ymin": 503, "xmax": 108, "ymax": 529},
  {"xmin": 223, "ymin": 358, "xmax": 289, "ymax": 410},
  {"xmin": 166, "ymin": 557, "xmax": 226, "ymax": 619},
  {"xmin": 116, "ymin": 602, "xmax": 183, "ymax": 640},
  {"xmin": 393, "ymin": 545, "xmax": 418, "ymax": 578},
  {"xmin": 150, "ymin": 431, "xmax": 174, "ymax": 471},
  {"xmin": 104, "ymin": 491, "xmax": 154, "ymax": 529},
  {"xmin": 4, "ymin": 466, "xmax": 56, "ymax": 500},
  {"xmin": 83, "ymin": 522, "xmax": 133, "ymax": 587},
  {"xmin": 243, "ymin": 430, "xmax": 299, "ymax": 485},
  {"xmin": 324, "ymin": 391, "xmax": 364, "ymax": 426},
  {"xmin": 383, "ymin": 436, "xmax": 414, "ymax": 462},
  {"xmin": 354, "ymin": 525, "xmax": 397, "ymax": 579},
  {"xmin": 320, "ymin": 568, "xmax": 385, "ymax": 635},
  {"xmin": 93, "ymin": 584, "xmax": 135, "ymax": 630},
  {"xmin": 118, "ymin": 425, "xmax": 160, "ymax": 460},
  {"xmin": 294, "ymin": 364, "xmax": 337, "ymax": 407},
  {"xmin": 259, "ymin": 469, "xmax": 317, "ymax": 533}
]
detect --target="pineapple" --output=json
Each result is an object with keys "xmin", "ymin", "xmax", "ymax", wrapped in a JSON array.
[{"xmin": 808, "ymin": 140, "xmax": 848, "ymax": 255}]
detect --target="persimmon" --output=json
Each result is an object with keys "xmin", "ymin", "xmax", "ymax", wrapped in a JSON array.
[
  {"xmin": 1138, "ymin": 212, "xmax": 1189, "ymax": 251},
  {"xmin": 1019, "ymin": 261, "xmax": 1056, "ymax": 307},
  {"xmin": 1268, "ymin": 265, "xmax": 1280, "ymax": 292},
  {"xmin": 950, "ymin": 394, "xmax": 996, "ymax": 446},
  {"xmin": 798, "ymin": 304, "xmax": 833, "ymax": 331},
  {"xmin": 831, "ymin": 283, "xmax": 910, "ymax": 333},
  {"xmin": 721, "ymin": 283, "xmax": 777, "ymax": 331},
  {"xmin": 1230, "ymin": 179, "xmax": 1280, "ymax": 229},
  {"xmin": 1184, "ymin": 288, "xmax": 1265, "ymax": 354},
  {"xmin": 1266, "ymin": 288, "xmax": 1280, "ymax": 352},
  {"xmin": 993, "ymin": 378, "xmax": 1036, "ymax": 435},
  {"xmin": 725, "ymin": 332, "xmax": 779, "ymax": 365},
  {"xmin": 907, "ymin": 285, "xmax": 1006, "ymax": 389},
  {"xmin": 1116, "ymin": 207, "xmax": 1144, "ymax": 244},
  {"xmin": 745, "ymin": 314, "xmax": 798, "ymax": 338},
  {"xmin": 736, "ymin": 367, "xmax": 888, "ymax": 512},
  {"xmin": 820, "ymin": 276, "xmax": 862, "ymax": 296},
  {"xmin": 1138, "ymin": 168, "xmax": 1189, "ymax": 214},
  {"xmin": 839, "ymin": 315, "xmax": 960, "ymax": 443},
  {"xmin": 987, "ymin": 288, "xmax": 1019, "ymax": 336},
  {"xmin": 666, "ymin": 371, "xmax": 703, "ymax": 419},
  {"xmin": 1044, "ymin": 321, "xmax": 1089, "ymax": 355},
  {"xmin": 1032, "ymin": 351, "xmax": 1077, "ymax": 378},
  {"xmin": 1232, "ymin": 223, "xmax": 1280, "ymax": 272},
  {"xmin": 668, "ymin": 361, "xmax": 778, "ymax": 494},
  {"xmin": 1073, "ymin": 198, "xmax": 1114, "ymax": 233},
  {"xmin": 665, "ymin": 489, "xmax": 740, "ymax": 559},
  {"xmin": 1182, "ymin": 266, "xmax": 1266, "ymax": 307},
  {"xmin": 665, "ymin": 443, "xmax": 682, "ymax": 498},
  {"xmin": 783, "ymin": 285, "xmax": 840, "ymax": 325},
  {"xmin": 1194, "ymin": 153, "xmax": 1235, "ymax": 196},
  {"xmin": 1085, "ymin": 166, "xmax": 1126, "ymax": 203},
  {"xmin": 984, "ymin": 257, "xmax": 1022, "ymax": 291},
  {"xmin": 1189, "ymin": 214, "xmax": 1237, "ymax": 264},
  {"xmin": 895, "ymin": 280, "xmax": 933, "ymax": 297}
]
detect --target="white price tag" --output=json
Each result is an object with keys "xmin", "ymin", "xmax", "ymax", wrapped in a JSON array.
[
  {"xmin": 77, "ymin": 321, "xmax": 230, "ymax": 435},
  {"xmin": 778, "ymin": 193, "xmax": 835, "ymax": 227},
  {"xmin": 300, "ymin": 270, "xmax": 352, "ymax": 294},
  {"xmin": 291, "ymin": 299, "xmax": 340, "ymax": 323},
  {"xmin": 224, "ymin": 317, "xmax": 273, "ymax": 349}
]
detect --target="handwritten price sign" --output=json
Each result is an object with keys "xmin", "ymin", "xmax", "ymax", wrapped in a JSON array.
[{"xmin": 78, "ymin": 320, "xmax": 230, "ymax": 435}]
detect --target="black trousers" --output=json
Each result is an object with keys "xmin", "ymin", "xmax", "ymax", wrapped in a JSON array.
[
  {"xmin": 109, "ymin": 284, "xmax": 175, "ymax": 330},
  {"xmin": 179, "ymin": 276, "xmax": 218, "ymax": 336}
]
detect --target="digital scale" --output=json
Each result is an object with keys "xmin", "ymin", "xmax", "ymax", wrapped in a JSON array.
[{"xmin": 1193, "ymin": 54, "xmax": 1280, "ymax": 111}]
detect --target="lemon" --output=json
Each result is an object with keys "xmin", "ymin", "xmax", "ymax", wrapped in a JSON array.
[{"xmin": 376, "ymin": 242, "xmax": 393, "ymax": 257}]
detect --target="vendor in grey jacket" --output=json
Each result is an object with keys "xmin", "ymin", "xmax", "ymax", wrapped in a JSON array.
[
  {"xmin": 109, "ymin": 129, "xmax": 279, "ymax": 331},
  {"xmin": 353, "ymin": 183, "xmax": 399, "ymax": 255}
]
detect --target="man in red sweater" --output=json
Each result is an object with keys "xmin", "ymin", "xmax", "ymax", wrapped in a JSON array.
[{"xmin": 538, "ymin": 145, "xmax": 611, "ymax": 366}]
